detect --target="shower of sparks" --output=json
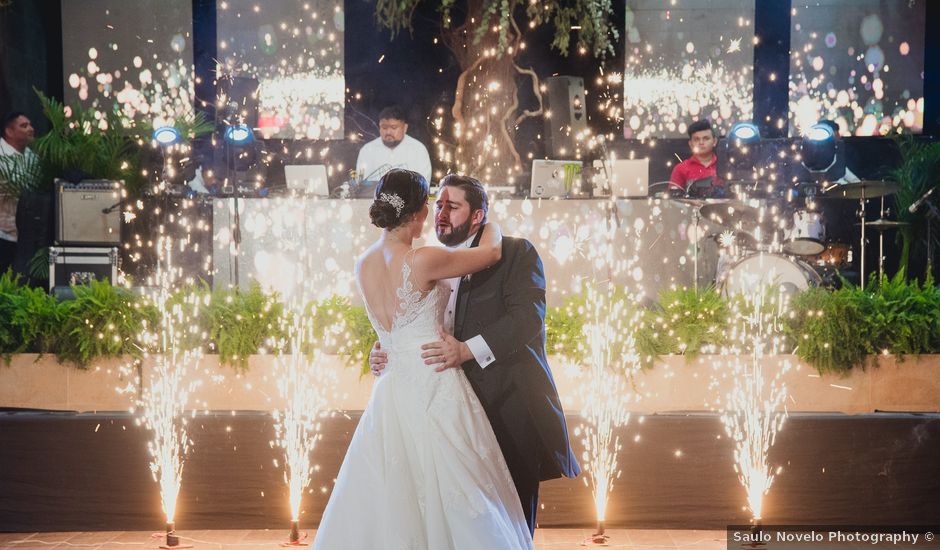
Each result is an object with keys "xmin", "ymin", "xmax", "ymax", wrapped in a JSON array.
[
  {"xmin": 271, "ymin": 310, "xmax": 338, "ymax": 522},
  {"xmin": 716, "ymin": 262, "xmax": 791, "ymax": 521},
  {"xmin": 576, "ymin": 207, "xmax": 646, "ymax": 525},
  {"xmin": 137, "ymin": 236, "xmax": 205, "ymax": 525}
]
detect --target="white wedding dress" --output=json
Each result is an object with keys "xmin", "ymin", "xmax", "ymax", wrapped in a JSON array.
[{"xmin": 312, "ymin": 259, "xmax": 535, "ymax": 550}]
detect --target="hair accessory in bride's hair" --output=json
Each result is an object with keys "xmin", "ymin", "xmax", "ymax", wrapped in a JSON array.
[{"xmin": 378, "ymin": 192, "xmax": 405, "ymax": 216}]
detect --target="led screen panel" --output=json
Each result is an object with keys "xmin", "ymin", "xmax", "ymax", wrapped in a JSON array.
[
  {"xmin": 61, "ymin": 0, "xmax": 195, "ymax": 126},
  {"xmin": 217, "ymin": 0, "xmax": 345, "ymax": 140},
  {"xmin": 623, "ymin": 0, "xmax": 756, "ymax": 139},
  {"xmin": 789, "ymin": 0, "xmax": 925, "ymax": 136}
]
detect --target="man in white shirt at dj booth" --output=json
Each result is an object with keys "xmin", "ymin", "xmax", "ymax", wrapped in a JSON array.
[{"xmin": 355, "ymin": 105, "xmax": 432, "ymax": 183}]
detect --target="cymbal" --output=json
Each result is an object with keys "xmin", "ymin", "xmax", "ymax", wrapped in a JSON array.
[
  {"xmin": 699, "ymin": 201, "xmax": 761, "ymax": 228},
  {"xmin": 823, "ymin": 180, "xmax": 898, "ymax": 199},
  {"xmin": 856, "ymin": 219, "xmax": 910, "ymax": 230},
  {"xmin": 727, "ymin": 180, "xmax": 780, "ymax": 199}
]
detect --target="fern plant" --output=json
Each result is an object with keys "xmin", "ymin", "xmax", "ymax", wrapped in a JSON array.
[
  {"xmin": 0, "ymin": 270, "xmax": 62, "ymax": 361},
  {"xmin": 545, "ymin": 292, "xmax": 588, "ymax": 364},
  {"xmin": 305, "ymin": 295, "xmax": 378, "ymax": 376},
  {"xmin": 635, "ymin": 285, "xmax": 729, "ymax": 368},
  {"xmin": 54, "ymin": 279, "xmax": 158, "ymax": 368},
  {"xmin": 207, "ymin": 283, "xmax": 285, "ymax": 372}
]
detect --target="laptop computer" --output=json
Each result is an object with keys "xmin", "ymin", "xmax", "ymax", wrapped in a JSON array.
[
  {"xmin": 530, "ymin": 159, "xmax": 583, "ymax": 198},
  {"xmin": 284, "ymin": 164, "xmax": 329, "ymax": 196},
  {"xmin": 608, "ymin": 158, "xmax": 649, "ymax": 197}
]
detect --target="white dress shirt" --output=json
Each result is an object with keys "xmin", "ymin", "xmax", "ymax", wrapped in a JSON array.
[
  {"xmin": 442, "ymin": 233, "xmax": 496, "ymax": 368},
  {"xmin": 0, "ymin": 138, "xmax": 35, "ymax": 242},
  {"xmin": 356, "ymin": 134, "xmax": 432, "ymax": 182}
]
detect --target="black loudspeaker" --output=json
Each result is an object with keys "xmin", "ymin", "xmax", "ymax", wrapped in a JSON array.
[
  {"xmin": 13, "ymin": 189, "xmax": 54, "ymax": 277},
  {"xmin": 543, "ymin": 76, "xmax": 588, "ymax": 158}
]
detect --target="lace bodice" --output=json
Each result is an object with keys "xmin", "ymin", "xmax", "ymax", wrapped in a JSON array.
[{"xmin": 362, "ymin": 255, "xmax": 449, "ymax": 352}]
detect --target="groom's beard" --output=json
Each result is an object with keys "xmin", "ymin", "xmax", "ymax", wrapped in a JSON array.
[{"xmin": 436, "ymin": 217, "xmax": 473, "ymax": 247}]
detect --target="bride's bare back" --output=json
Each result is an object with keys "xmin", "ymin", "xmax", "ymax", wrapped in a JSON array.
[{"xmin": 356, "ymin": 224, "xmax": 503, "ymax": 333}]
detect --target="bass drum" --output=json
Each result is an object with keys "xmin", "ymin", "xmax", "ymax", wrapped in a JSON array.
[{"xmin": 720, "ymin": 253, "xmax": 822, "ymax": 296}]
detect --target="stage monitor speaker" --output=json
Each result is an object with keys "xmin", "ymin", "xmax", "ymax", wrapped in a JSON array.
[
  {"xmin": 543, "ymin": 76, "xmax": 587, "ymax": 159},
  {"xmin": 56, "ymin": 180, "xmax": 122, "ymax": 245}
]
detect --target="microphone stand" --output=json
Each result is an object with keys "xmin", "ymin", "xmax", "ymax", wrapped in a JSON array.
[{"xmin": 924, "ymin": 201, "xmax": 940, "ymax": 277}]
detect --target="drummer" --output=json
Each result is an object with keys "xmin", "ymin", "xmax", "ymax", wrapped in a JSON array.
[{"xmin": 669, "ymin": 119, "xmax": 724, "ymax": 193}]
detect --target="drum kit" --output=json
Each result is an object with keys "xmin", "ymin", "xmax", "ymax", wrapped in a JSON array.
[{"xmin": 651, "ymin": 178, "xmax": 905, "ymax": 294}]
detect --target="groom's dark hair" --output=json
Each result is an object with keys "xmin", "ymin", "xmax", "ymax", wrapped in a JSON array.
[{"xmin": 439, "ymin": 174, "xmax": 488, "ymax": 223}]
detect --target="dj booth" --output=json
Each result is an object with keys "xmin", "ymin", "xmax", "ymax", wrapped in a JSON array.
[{"xmin": 211, "ymin": 196, "xmax": 724, "ymax": 302}]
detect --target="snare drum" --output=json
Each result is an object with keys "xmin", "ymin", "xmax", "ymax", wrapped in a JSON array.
[
  {"xmin": 720, "ymin": 253, "xmax": 822, "ymax": 296},
  {"xmin": 784, "ymin": 210, "xmax": 825, "ymax": 256}
]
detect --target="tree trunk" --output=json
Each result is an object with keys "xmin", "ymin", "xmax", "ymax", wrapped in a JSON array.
[{"xmin": 439, "ymin": 0, "xmax": 539, "ymax": 182}]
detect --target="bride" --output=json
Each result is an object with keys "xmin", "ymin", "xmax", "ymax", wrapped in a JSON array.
[{"xmin": 312, "ymin": 169, "xmax": 535, "ymax": 550}]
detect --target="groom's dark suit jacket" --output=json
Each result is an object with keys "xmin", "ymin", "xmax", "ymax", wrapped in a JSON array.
[{"xmin": 454, "ymin": 234, "xmax": 581, "ymax": 483}]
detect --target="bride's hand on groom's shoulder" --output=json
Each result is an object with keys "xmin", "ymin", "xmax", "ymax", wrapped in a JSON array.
[
  {"xmin": 421, "ymin": 326, "xmax": 473, "ymax": 372},
  {"xmin": 369, "ymin": 341, "xmax": 388, "ymax": 376}
]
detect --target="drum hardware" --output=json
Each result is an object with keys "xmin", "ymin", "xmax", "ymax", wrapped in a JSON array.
[
  {"xmin": 855, "ymin": 218, "xmax": 909, "ymax": 281},
  {"xmin": 822, "ymin": 180, "xmax": 898, "ymax": 290}
]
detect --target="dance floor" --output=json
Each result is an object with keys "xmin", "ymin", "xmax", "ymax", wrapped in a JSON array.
[{"xmin": 0, "ymin": 529, "xmax": 730, "ymax": 550}]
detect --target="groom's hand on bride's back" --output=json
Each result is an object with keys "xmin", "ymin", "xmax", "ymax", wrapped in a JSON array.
[{"xmin": 369, "ymin": 342, "xmax": 388, "ymax": 376}]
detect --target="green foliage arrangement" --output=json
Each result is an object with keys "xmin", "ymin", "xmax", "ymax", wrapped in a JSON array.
[
  {"xmin": 0, "ymin": 270, "xmax": 61, "ymax": 359},
  {"xmin": 890, "ymin": 136, "xmax": 940, "ymax": 276},
  {"xmin": 786, "ymin": 272, "xmax": 940, "ymax": 373},
  {"xmin": 0, "ymin": 149, "xmax": 43, "ymax": 198},
  {"xmin": 306, "ymin": 295, "xmax": 378, "ymax": 376},
  {"xmin": 3, "ymin": 267, "xmax": 939, "ymax": 378},
  {"xmin": 859, "ymin": 271, "xmax": 940, "ymax": 357},
  {"xmin": 638, "ymin": 285, "xmax": 729, "ymax": 365},
  {"xmin": 54, "ymin": 279, "xmax": 158, "ymax": 368},
  {"xmin": 545, "ymin": 292, "xmax": 588, "ymax": 365},
  {"xmin": 206, "ymin": 282, "xmax": 286, "ymax": 372},
  {"xmin": 32, "ymin": 89, "xmax": 145, "ymax": 195}
]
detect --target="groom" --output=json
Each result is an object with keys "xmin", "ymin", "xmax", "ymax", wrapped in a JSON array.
[{"xmin": 370, "ymin": 173, "xmax": 580, "ymax": 534}]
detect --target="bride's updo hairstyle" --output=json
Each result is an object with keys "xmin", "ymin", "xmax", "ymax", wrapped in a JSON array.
[{"xmin": 369, "ymin": 169, "xmax": 430, "ymax": 229}]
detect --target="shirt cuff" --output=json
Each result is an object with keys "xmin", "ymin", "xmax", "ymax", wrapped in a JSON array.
[{"xmin": 466, "ymin": 335, "xmax": 495, "ymax": 368}]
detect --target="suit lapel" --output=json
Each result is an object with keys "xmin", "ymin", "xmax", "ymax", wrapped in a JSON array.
[{"xmin": 453, "ymin": 228, "xmax": 485, "ymax": 339}]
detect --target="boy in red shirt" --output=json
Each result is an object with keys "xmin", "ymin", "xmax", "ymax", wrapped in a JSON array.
[{"xmin": 670, "ymin": 119, "xmax": 722, "ymax": 192}]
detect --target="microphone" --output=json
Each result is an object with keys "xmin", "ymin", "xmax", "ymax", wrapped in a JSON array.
[
  {"xmin": 909, "ymin": 186, "xmax": 937, "ymax": 214},
  {"xmin": 101, "ymin": 201, "xmax": 124, "ymax": 214}
]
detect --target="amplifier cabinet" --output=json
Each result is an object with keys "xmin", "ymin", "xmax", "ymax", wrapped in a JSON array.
[
  {"xmin": 56, "ymin": 180, "xmax": 122, "ymax": 245},
  {"xmin": 48, "ymin": 246, "xmax": 119, "ymax": 291}
]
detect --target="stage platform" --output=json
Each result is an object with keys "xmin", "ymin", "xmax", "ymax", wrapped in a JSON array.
[
  {"xmin": 0, "ymin": 528, "xmax": 733, "ymax": 550},
  {"xmin": 2, "ymin": 410, "xmax": 938, "ymax": 532}
]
